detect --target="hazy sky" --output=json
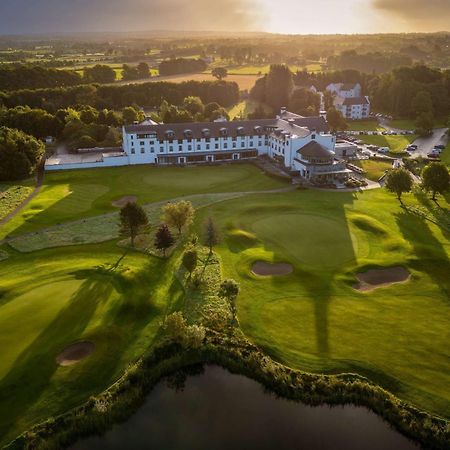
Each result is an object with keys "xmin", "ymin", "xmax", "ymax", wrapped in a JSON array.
[{"xmin": 0, "ymin": 0, "xmax": 449, "ymax": 35}]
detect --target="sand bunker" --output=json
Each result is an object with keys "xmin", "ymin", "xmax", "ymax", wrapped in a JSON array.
[
  {"xmin": 353, "ymin": 266, "xmax": 410, "ymax": 291},
  {"xmin": 252, "ymin": 261, "xmax": 293, "ymax": 276},
  {"xmin": 112, "ymin": 196, "xmax": 137, "ymax": 207},
  {"xmin": 56, "ymin": 341, "xmax": 95, "ymax": 366}
]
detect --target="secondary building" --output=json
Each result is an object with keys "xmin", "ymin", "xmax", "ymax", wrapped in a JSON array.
[{"xmin": 326, "ymin": 83, "xmax": 371, "ymax": 120}]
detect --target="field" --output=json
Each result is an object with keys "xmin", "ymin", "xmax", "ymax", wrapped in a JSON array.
[
  {"xmin": 0, "ymin": 164, "xmax": 449, "ymax": 445},
  {"xmin": 441, "ymin": 142, "xmax": 450, "ymax": 166},
  {"xmin": 117, "ymin": 72, "xmax": 262, "ymax": 91},
  {"xmin": 359, "ymin": 134, "xmax": 417, "ymax": 153},
  {"xmin": 193, "ymin": 189, "xmax": 450, "ymax": 419},
  {"xmin": 352, "ymin": 159, "xmax": 392, "ymax": 181},
  {"xmin": 0, "ymin": 180, "xmax": 34, "ymax": 221}
]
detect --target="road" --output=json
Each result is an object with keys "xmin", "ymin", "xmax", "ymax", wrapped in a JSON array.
[{"xmin": 411, "ymin": 128, "xmax": 449, "ymax": 159}]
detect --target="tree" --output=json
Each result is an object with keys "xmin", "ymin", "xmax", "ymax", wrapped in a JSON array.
[
  {"xmin": 162, "ymin": 200, "xmax": 195, "ymax": 235},
  {"xmin": 204, "ymin": 102, "xmax": 221, "ymax": 119},
  {"xmin": 136, "ymin": 62, "xmax": 150, "ymax": 79},
  {"xmin": 203, "ymin": 217, "xmax": 220, "ymax": 255},
  {"xmin": 182, "ymin": 247, "xmax": 198, "ymax": 277},
  {"xmin": 326, "ymin": 107, "xmax": 348, "ymax": 132},
  {"xmin": 412, "ymin": 90, "xmax": 433, "ymax": 116},
  {"xmin": 154, "ymin": 223, "xmax": 174, "ymax": 257},
  {"xmin": 183, "ymin": 96, "xmax": 204, "ymax": 116},
  {"xmin": 219, "ymin": 278, "xmax": 240, "ymax": 315},
  {"xmin": 422, "ymin": 162, "xmax": 449, "ymax": 200},
  {"xmin": 385, "ymin": 168, "xmax": 413, "ymax": 202},
  {"xmin": 122, "ymin": 106, "xmax": 142, "ymax": 125},
  {"xmin": 0, "ymin": 127, "xmax": 45, "ymax": 181},
  {"xmin": 212, "ymin": 67, "xmax": 228, "ymax": 81},
  {"xmin": 415, "ymin": 112, "xmax": 434, "ymax": 136},
  {"xmin": 264, "ymin": 64, "xmax": 294, "ymax": 111},
  {"xmin": 288, "ymin": 88, "xmax": 321, "ymax": 116},
  {"xmin": 83, "ymin": 64, "xmax": 116, "ymax": 84},
  {"xmin": 119, "ymin": 202, "xmax": 149, "ymax": 247},
  {"xmin": 79, "ymin": 106, "xmax": 99, "ymax": 125}
]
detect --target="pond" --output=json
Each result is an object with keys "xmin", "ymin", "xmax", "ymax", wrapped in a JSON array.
[{"xmin": 73, "ymin": 365, "xmax": 419, "ymax": 450}]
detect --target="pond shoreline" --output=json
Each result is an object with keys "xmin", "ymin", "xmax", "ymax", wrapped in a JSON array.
[{"xmin": 6, "ymin": 335, "xmax": 449, "ymax": 450}]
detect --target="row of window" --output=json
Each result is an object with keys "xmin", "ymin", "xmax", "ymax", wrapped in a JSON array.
[{"xmin": 131, "ymin": 135, "xmax": 259, "ymax": 145}]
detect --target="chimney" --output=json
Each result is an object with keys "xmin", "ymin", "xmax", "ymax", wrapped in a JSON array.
[{"xmin": 280, "ymin": 107, "xmax": 287, "ymax": 115}]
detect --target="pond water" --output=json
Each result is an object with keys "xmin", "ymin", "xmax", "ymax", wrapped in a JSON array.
[{"xmin": 73, "ymin": 365, "xmax": 419, "ymax": 450}]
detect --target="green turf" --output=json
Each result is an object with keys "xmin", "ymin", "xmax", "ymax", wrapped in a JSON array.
[
  {"xmin": 227, "ymin": 100, "xmax": 272, "ymax": 120},
  {"xmin": 346, "ymin": 120, "xmax": 383, "ymax": 131},
  {"xmin": 194, "ymin": 188, "xmax": 450, "ymax": 418},
  {"xmin": 0, "ymin": 179, "xmax": 34, "ymax": 221},
  {"xmin": 359, "ymin": 134, "xmax": 417, "ymax": 153},
  {"xmin": 353, "ymin": 159, "xmax": 392, "ymax": 181},
  {"xmin": 441, "ymin": 142, "xmax": 450, "ymax": 166},
  {"xmin": 0, "ymin": 164, "xmax": 286, "ymax": 240},
  {"xmin": 0, "ymin": 241, "xmax": 183, "ymax": 446}
]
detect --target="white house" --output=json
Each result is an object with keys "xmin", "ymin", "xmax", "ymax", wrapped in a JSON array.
[
  {"xmin": 45, "ymin": 110, "xmax": 350, "ymax": 183},
  {"xmin": 334, "ymin": 96, "xmax": 371, "ymax": 120},
  {"xmin": 326, "ymin": 82, "xmax": 370, "ymax": 120}
]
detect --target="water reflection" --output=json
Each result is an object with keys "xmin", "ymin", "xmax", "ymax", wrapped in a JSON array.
[{"xmin": 73, "ymin": 365, "xmax": 419, "ymax": 450}]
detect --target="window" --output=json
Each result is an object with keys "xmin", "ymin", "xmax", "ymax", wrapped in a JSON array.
[
  {"xmin": 150, "ymin": 140, "xmax": 154, "ymax": 145},
  {"xmin": 178, "ymin": 139, "xmax": 183, "ymax": 144},
  {"xmin": 224, "ymin": 143, "xmax": 228, "ymax": 149},
  {"xmin": 141, "ymin": 147, "xmax": 145, "ymax": 153},
  {"xmin": 241, "ymin": 142, "xmax": 245, "ymax": 147},
  {"xmin": 250, "ymin": 141, "xmax": 253, "ymax": 146},
  {"xmin": 188, "ymin": 145, "xmax": 192, "ymax": 151},
  {"xmin": 206, "ymin": 144, "xmax": 210, "ymax": 150},
  {"xmin": 140, "ymin": 141, "xmax": 145, "ymax": 146},
  {"xmin": 169, "ymin": 146, "xmax": 173, "ymax": 152},
  {"xmin": 150, "ymin": 147, "xmax": 155, "ymax": 153},
  {"xmin": 232, "ymin": 143, "xmax": 236, "ymax": 148},
  {"xmin": 131, "ymin": 148, "xmax": 135, "ymax": 154},
  {"xmin": 215, "ymin": 144, "xmax": 219, "ymax": 149},
  {"xmin": 159, "ymin": 147, "xmax": 164, "ymax": 153},
  {"xmin": 197, "ymin": 144, "xmax": 201, "ymax": 150},
  {"xmin": 131, "ymin": 135, "xmax": 134, "ymax": 140},
  {"xmin": 311, "ymin": 134, "xmax": 316, "ymax": 140},
  {"xmin": 178, "ymin": 145, "xmax": 182, "ymax": 151}
]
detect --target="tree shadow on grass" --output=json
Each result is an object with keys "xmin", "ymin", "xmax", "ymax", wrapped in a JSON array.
[
  {"xmin": 259, "ymin": 191, "xmax": 359, "ymax": 358},
  {"xmin": 0, "ymin": 275, "xmax": 113, "ymax": 440},
  {"xmin": 396, "ymin": 211, "xmax": 450, "ymax": 299}
]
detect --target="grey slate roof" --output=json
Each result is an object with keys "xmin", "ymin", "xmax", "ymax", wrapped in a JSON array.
[
  {"xmin": 123, "ymin": 116, "xmax": 326, "ymax": 140},
  {"xmin": 335, "ymin": 96, "xmax": 370, "ymax": 106},
  {"xmin": 297, "ymin": 141, "xmax": 334, "ymax": 158}
]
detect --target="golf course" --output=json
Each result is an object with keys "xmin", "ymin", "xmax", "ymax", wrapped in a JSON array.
[{"xmin": 0, "ymin": 163, "xmax": 449, "ymax": 447}]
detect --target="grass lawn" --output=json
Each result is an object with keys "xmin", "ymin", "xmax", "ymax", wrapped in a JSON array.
[
  {"xmin": 227, "ymin": 99, "xmax": 272, "ymax": 120},
  {"xmin": 347, "ymin": 120, "xmax": 384, "ymax": 132},
  {"xmin": 389, "ymin": 119, "xmax": 448, "ymax": 130},
  {"xmin": 194, "ymin": 188, "xmax": 450, "ymax": 419},
  {"xmin": 0, "ymin": 241, "xmax": 183, "ymax": 446},
  {"xmin": 224, "ymin": 64, "xmax": 305, "ymax": 75},
  {"xmin": 359, "ymin": 134, "xmax": 417, "ymax": 153},
  {"xmin": 353, "ymin": 159, "xmax": 392, "ymax": 181},
  {"xmin": 441, "ymin": 142, "xmax": 450, "ymax": 166},
  {"xmin": 0, "ymin": 164, "xmax": 286, "ymax": 240},
  {"xmin": 0, "ymin": 179, "xmax": 34, "ymax": 221}
]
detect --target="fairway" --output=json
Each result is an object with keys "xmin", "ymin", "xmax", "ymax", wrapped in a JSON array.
[
  {"xmin": 359, "ymin": 134, "xmax": 417, "ymax": 153},
  {"xmin": 0, "ymin": 164, "xmax": 286, "ymax": 239}
]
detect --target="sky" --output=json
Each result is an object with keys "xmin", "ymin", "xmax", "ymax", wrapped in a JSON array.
[{"xmin": 0, "ymin": 0, "xmax": 449, "ymax": 35}]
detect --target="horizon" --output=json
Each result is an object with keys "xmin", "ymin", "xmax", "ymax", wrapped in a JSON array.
[{"xmin": 1, "ymin": 0, "xmax": 449, "ymax": 35}]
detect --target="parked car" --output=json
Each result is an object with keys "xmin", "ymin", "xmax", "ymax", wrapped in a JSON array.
[
  {"xmin": 432, "ymin": 147, "xmax": 443, "ymax": 154},
  {"xmin": 362, "ymin": 150, "xmax": 371, "ymax": 157},
  {"xmin": 409, "ymin": 144, "xmax": 418, "ymax": 149},
  {"xmin": 427, "ymin": 150, "xmax": 440, "ymax": 158},
  {"xmin": 434, "ymin": 144, "xmax": 445, "ymax": 150},
  {"xmin": 378, "ymin": 147, "xmax": 390, "ymax": 154}
]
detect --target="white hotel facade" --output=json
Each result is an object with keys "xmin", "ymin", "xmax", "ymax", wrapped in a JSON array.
[{"xmin": 46, "ymin": 110, "xmax": 351, "ymax": 183}]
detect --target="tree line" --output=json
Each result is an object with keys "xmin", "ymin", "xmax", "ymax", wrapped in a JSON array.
[
  {"xmin": 0, "ymin": 80, "xmax": 240, "ymax": 111},
  {"xmin": 158, "ymin": 58, "xmax": 207, "ymax": 76}
]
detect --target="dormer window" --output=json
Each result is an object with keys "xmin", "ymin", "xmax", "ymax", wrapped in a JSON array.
[
  {"xmin": 236, "ymin": 126, "xmax": 245, "ymax": 135},
  {"xmin": 202, "ymin": 128, "xmax": 210, "ymax": 138},
  {"xmin": 220, "ymin": 127, "xmax": 228, "ymax": 136},
  {"xmin": 184, "ymin": 129, "xmax": 193, "ymax": 138},
  {"xmin": 165, "ymin": 130, "xmax": 175, "ymax": 140}
]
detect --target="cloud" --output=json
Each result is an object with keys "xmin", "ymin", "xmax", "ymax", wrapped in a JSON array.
[
  {"xmin": 372, "ymin": 0, "xmax": 450, "ymax": 29},
  {"xmin": 0, "ymin": 0, "xmax": 265, "ymax": 34}
]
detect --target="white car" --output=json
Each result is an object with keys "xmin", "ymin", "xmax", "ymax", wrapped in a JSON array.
[{"xmin": 378, "ymin": 147, "xmax": 390, "ymax": 154}]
